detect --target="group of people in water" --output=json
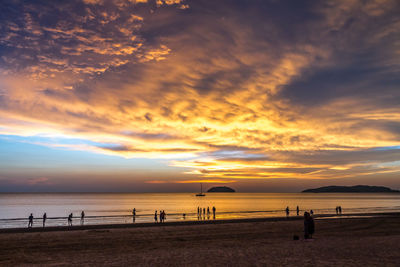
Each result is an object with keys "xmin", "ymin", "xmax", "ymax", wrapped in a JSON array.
[
  {"xmin": 285, "ymin": 206, "xmax": 344, "ymax": 217},
  {"xmin": 197, "ymin": 206, "xmax": 216, "ymax": 220},
  {"xmin": 286, "ymin": 206, "xmax": 313, "ymax": 217},
  {"xmin": 154, "ymin": 210, "xmax": 166, "ymax": 223},
  {"xmin": 26, "ymin": 205, "xmax": 340, "ymax": 237},
  {"xmin": 27, "ymin": 211, "xmax": 86, "ymax": 228}
]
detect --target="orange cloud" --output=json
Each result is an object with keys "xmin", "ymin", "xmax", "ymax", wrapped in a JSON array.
[{"xmin": 0, "ymin": 0, "xmax": 399, "ymax": 184}]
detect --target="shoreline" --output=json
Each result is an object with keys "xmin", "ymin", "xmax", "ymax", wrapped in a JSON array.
[
  {"xmin": 1, "ymin": 213, "xmax": 400, "ymax": 265},
  {"xmin": 2, "ymin": 211, "xmax": 399, "ymax": 234}
]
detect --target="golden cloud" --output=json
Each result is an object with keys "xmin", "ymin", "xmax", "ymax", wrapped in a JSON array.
[{"xmin": 0, "ymin": 0, "xmax": 399, "ymax": 184}]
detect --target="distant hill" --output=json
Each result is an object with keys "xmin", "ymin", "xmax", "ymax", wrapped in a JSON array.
[
  {"xmin": 207, "ymin": 186, "xmax": 235, "ymax": 192},
  {"xmin": 302, "ymin": 185, "xmax": 400, "ymax": 193}
]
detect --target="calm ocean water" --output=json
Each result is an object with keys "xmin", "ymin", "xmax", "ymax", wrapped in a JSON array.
[{"xmin": 1, "ymin": 193, "xmax": 400, "ymax": 229}]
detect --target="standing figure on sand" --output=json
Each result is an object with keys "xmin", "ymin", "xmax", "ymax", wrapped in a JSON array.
[
  {"xmin": 304, "ymin": 211, "xmax": 315, "ymax": 239},
  {"xmin": 132, "ymin": 208, "xmax": 136, "ymax": 223},
  {"xmin": 285, "ymin": 206, "xmax": 290, "ymax": 217},
  {"xmin": 296, "ymin": 206, "xmax": 299, "ymax": 216},
  {"xmin": 154, "ymin": 210, "xmax": 158, "ymax": 223}
]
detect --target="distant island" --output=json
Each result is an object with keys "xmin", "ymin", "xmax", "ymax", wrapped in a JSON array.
[
  {"xmin": 207, "ymin": 186, "xmax": 235, "ymax": 192},
  {"xmin": 302, "ymin": 185, "xmax": 400, "ymax": 193}
]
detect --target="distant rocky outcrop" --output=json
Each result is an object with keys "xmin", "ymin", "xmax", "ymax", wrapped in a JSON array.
[
  {"xmin": 207, "ymin": 186, "xmax": 235, "ymax": 192},
  {"xmin": 302, "ymin": 185, "xmax": 400, "ymax": 193}
]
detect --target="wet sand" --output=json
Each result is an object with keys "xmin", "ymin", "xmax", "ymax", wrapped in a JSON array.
[{"xmin": 1, "ymin": 214, "xmax": 400, "ymax": 266}]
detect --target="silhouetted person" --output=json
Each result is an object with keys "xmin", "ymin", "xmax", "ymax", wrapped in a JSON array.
[
  {"xmin": 207, "ymin": 207, "xmax": 210, "ymax": 215},
  {"xmin": 183, "ymin": 213, "xmax": 186, "ymax": 220},
  {"xmin": 68, "ymin": 213, "xmax": 73, "ymax": 226},
  {"xmin": 28, "ymin": 213, "xmax": 33, "ymax": 228},
  {"xmin": 162, "ymin": 210, "xmax": 166, "ymax": 222},
  {"xmin": 212, "ymin": 206, "xmax": 216, "ymax": 219},
  {"xmin": 132, "ymin": 208, "xmax": 136, "ymax": 223},
  {"xmin": 296, "ymin": 206, "xmax": 299, "ymax": 216},
  {"xmin": 310, "ymin": 210, "xmax": 314, "ymax": 216},
  {"xmin": 81, "ymin": 211, "xmax": 85, "ymax": 225},
  {"xmin": 304, "ymin": 212, "xmax": 315, "ymax": 239},
  {"xmin": 339, "ymin": 206, "xmax": 342, "ymax": 214},
  {"xmin": 43, "ymin": 213, "xmax": 47, "ymax": 227},
  {"xmin": 335, "ymin": 206, "xmax": 338, "ymax": 215},
  {"xmin": 286, "ymin": 206, "xmax": 290, "ymax": 217},
  {"xmin": 154, "ymin": 210, "xmax": 158, "ymax": 223},
  {"xmin": 203, "ymin": 208, "xmax": 205, "ymax": 216},
  {"xmin": 197, "ymin": 207, "xmax": 200, "ymax": 216}
]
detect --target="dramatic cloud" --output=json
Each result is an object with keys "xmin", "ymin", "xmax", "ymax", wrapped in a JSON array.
[{"xmin": 0, "ymin": 0, "xmax": 399, "ymax": 188}]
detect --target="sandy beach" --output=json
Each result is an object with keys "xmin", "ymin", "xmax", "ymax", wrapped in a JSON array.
[{"xmin": 1, "ymin": 214, "xmax": 400, "ymax": 266}]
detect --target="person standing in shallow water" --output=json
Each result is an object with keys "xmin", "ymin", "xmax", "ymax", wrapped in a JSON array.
[
  {"xmin": 28, "ymin": 213, "xmax": 33, "ymax": 228},
  {"xmin": 212, "ymin": 206, "xmax": 216, "ymax": 219},
  {"xmin": 43, "ymin": 213, "xmax": 47, "ymax": 227},
  {"xmin": 154, "ymin": 210, "xmax": 158, "ymax": 223},
  {"xmin": 68, "ymin": 213, "xmax": 73, "ymax": 226},
  {"xmin": 285, "ymin": 206, "xmax": 290, "ymax": 217},
  {"xmin": 81, "ymin": 211, "xmax": 85, "ymax": 225},
  {"xmin": 296, "ymin": 206, "xmax": 299, "ymax": 216}
]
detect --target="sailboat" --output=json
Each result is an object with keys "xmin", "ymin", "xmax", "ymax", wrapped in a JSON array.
[{"xmin": 196, "ymin": 183, "xmax": 206, "ymax": 197}]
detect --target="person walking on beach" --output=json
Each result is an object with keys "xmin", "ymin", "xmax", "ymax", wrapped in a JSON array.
[
  {"xmin": 212, "ymin": 206, "xmax": 216, "ymax": 219},
  {"xmin": 310, "ymin": 210, "xmax": 314, "ymax": 216},
  {"xmin": 68, "ymin": 213, "xmax": 73, "ymax": 226},
  {"xmin": 154, "ymin": 210, "xmax": 158, "ymax": 223},
  {"xmin": 28, "ymin": 213, "xmax": 33, "ymax": 228},
  {"xmin": 197, "ymin": 207, "xmax": 200, "ymax": 216},
  {"xmin": 132, "ymin": 208, "xmax": 136, "ymax": 223},
  {"xmin": 339, "ymin": 206, "xmax": 342, "ymax": 215},
  {"xmin": 296, "ymin": 206, "xmax": 299, "ymax": 216},
  {"xmin": 203, "ymin": 208, "xmax": 206, "ymax": 217},
  {"xmin": 304, "ymin": 212, "xmax": 315, "ymax": 239},
  {"xmin": 43, "ymin": 213, "xmax": 47, "ymax": 227},
  {"xmin": 80, "ymin": 211, "xmax": 85, "ymax": 225},
  {"xmin": 286, "ymin": 206, "xmax": 290, "ymax": 217}
]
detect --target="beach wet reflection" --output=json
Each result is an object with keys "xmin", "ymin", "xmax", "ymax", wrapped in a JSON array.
[{"xmin": 1, "ymin": 193, "xmax": 400, "ymax": 228}]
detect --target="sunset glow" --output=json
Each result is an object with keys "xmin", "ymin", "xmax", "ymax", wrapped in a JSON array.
[{"xmin": 0, "ymin": 0, "xmax": 399, "ymax": 192}]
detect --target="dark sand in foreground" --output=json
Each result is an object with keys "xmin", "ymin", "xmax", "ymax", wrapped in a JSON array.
[{"xmin": 1, "ymin": 215, "xmax": 400, "ymax": 266}]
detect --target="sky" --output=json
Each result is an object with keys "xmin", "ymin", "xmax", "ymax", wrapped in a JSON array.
[{"xmin": 0, "ymin": 0, "xmax": 399, "ymax": 192}]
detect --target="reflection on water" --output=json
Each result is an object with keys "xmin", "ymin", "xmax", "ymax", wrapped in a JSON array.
[{"xmin": 0, "ymin": 193, "xmax": 399, "ymax": 228}]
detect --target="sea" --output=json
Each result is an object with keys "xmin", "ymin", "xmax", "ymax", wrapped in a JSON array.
[{"xmin": 1, "ymin": 192, "xmax": 400, "ymax": 229}]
